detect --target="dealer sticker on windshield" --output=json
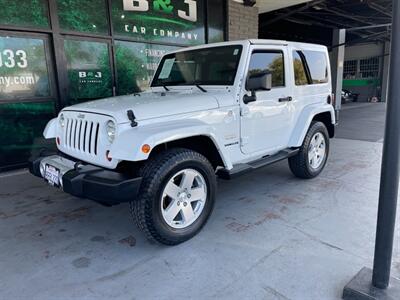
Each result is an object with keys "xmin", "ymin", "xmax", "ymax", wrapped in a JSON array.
[
  {"xmin": 44, "ymin": 164, "xmax": 60, "ymax": 187},
  {"xmin": 159, "ymin": 58, "xmax": 175, "ymax": 79}
]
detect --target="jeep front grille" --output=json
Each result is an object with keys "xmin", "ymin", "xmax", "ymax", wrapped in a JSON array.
[{"xmin": 64, "ymin": 118, "xmax": 100, "ymax": 155}]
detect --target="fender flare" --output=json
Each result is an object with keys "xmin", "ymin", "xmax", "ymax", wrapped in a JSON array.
[
  {"xmin": 110, "ymin": 120, "xmax": 233, "ymax": 169},
  {"xmin": 289, "ymin": 104, "xmax": 336, "ymax": 147},
  {"xmin": 43, "ymin": 118, "xmax": 57, "ymax": 139}
]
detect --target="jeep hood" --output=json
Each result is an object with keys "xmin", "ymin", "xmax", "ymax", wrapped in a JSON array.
[{"xmin": 63, "ymin": 91, "xmax": 220, "ymax": 123}]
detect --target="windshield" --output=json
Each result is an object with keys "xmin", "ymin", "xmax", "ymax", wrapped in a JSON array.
[{"xmin": 151, "ymin": 45, "xmax": 243, "ymax": 87}]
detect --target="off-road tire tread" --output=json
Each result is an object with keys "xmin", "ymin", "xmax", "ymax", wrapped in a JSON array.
[
  {"xmin": 288, "ymin": 121, "xmax": 329, "ymax": 179},
  {"xmin": 129, "ymin": 148, "xmax": 215, "ymax": 245}
]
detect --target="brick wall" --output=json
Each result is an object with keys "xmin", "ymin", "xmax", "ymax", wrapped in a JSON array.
[{"xmin": 227, "ymin": 0, "xmax": 259, "ymax": 41}]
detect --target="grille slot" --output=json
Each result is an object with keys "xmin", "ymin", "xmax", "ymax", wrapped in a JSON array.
[
  {"xmin": 62, "ymin": 117, "xmax": 100, "ymax": 156},
  {"xmin": 94, "ymin": 123, "xmax": 99, "ymax": 155},
  {"xmin": 88, "ymin": 122, "xmax": 93, "ymax": 154},
  {"xmin": 78, "ymin": 120, "xmax": 82, "ymax": 150},
  {"xmin": 83, "ymin": 121, "xmax": 88, "ymax": 152}
]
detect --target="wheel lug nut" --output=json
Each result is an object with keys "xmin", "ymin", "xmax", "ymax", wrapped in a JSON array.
[
  {"xmin": 177, "ymin": 201, "xmax": 181, "ymax": 206},
  {"xmin": 183, "ymin": 202, "xmax": 187, "ymax": 207},
  {"xmin": 187, "ymin": 194, "xmax": 191, "ymax": 198}
]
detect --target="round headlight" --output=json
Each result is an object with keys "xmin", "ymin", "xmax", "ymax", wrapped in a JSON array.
[
  {"xmin": 59, "ymin": 114, "xmax": 65, "ymax": 127},
  {"xmin": 106, "ymin": 120, "xmax": 116, "ymax": 143}
]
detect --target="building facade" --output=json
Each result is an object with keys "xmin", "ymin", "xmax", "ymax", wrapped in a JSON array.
[
  {"xmin": 0, "ymin": 0, "xmax": 232, "ymax": 171},
  {"xmin": 343, "ymin": 42, "xmax": 390, "ymax": 103}
]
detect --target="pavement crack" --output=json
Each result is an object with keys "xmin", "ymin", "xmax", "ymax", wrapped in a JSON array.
[
  {"xmin": 163, "ymin": 259, "xmax": 176, "ymax": 277},
  {"xmin": 291, "ymin": 226, "xmax": 344, "ymax": 251},
  {"xmin": 262, "ymin": 285, "xmax": 292, "ymax": 300},
  {"xmin": 212, "ymin": 245, "xmax": 284, "ymax": 297}
]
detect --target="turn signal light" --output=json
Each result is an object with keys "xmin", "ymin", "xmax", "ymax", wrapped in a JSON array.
[
  {"xmin": 56, "ymin": 137, "xmax": 61, "ymax": 145},
  {"xmin": 141, "ymin": 144, "xmax": 151, "ymax": 154}
]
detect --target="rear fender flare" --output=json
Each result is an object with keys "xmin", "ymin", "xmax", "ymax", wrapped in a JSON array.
[{"xmin": 289, "ymin": 104, "xmax": 335, "ymax": 147}]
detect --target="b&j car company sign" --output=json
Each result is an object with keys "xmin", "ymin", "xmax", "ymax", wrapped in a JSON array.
[{"xmin": 112, "ymin": 0, "xmax": 205, "ymax": 45}]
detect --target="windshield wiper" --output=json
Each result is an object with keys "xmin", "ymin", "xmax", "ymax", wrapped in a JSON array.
[
  {"xmin": 195, "ymin": 84, "xmax": 207, "ymax": 93},
  {"xmin": 162, "ymin": 85, "xmax": 170, "ymax": 91}
]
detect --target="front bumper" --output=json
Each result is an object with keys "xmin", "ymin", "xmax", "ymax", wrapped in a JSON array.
[{"xmin": 29, "ymin": 153, "xmax": 142, "ymax": 206}]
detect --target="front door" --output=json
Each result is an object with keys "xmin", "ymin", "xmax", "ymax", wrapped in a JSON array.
[{"xmin": 240, "ymin": 46, "xmax": 294, "ymax": 155}]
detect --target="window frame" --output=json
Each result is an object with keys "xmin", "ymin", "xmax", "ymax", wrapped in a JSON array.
[
  {"xmin": 0, "ymin": 30, "xmax": 56, "ymax": 104},
  {"xmin": 293, "ymin": 49, "xmax": 329, "ymax": 86},
  {"xmin": 56, "ymin": 0, "xmax": 111, "ymax": 37},
  {"xmin": 293, "ymin": 50, "xmax": 312, "ymax": 86},
  {"xmin": 246, "ymin": 49, "xmax": 286, "ymax": 91},
  {"xmin": 343, "ymin": 59, "xmax": 358, "ymax": 79},
  {"xmin": 151, "ymin": 45, "xmax": 243, "ymax": 87},
  {"xmin": 62, "ymin": 35, "xmax": 114, "ymax": 104},
  {"xmin": 303, "ymin": 50, "xmax": 329, "ymax": 84},
  {"xmin": 359, "ymin": 56, "xmax": 380, "ymax": 79},
  {"xmin": 0, "ymin": 0, "xmax": 51, "ymax": 30}
]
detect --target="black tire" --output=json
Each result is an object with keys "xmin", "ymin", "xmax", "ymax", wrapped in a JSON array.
[
  {"xmin": 288, "ymin": 121, "xmax": 330, "ymax": 179},
  {"xmin": 130, "ymin": 148, "xmax": 216, "ymax": 245}
]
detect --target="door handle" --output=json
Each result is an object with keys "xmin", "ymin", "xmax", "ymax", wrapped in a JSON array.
[{"xmin": 279, "ymin": 96, "xmax": 292, "ymax": 102}]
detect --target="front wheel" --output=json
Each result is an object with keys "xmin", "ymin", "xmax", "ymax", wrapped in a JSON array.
[
  {"xmin": 130, "ymin": 148, "xmax": 216, "ymax": 245},
  {"xmin": 289, "ymin": 121, "xmax": 330, "ymax": 179}
]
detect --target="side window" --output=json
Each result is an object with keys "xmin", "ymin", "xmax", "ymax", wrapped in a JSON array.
[
  {"xmin": 303, "ymin": 50, "xmax": 329, "ymax": 84},
  {"xmin": 293, "ymin": 51, "xmax": 308, "ymax": 86},
  {"xmin": 248, "ymin": 51, "xmax": 285, "ymax": 88},
  {"xmin": 293, "ymin": 50, "xmax": 329, "ymax": 85}
]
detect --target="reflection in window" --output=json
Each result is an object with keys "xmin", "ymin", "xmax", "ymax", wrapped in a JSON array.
[
  {"xmin": 64, "ymin": 40, "xmax": 112, "ymax": 104},
  {"xmin": 248, "ymin": 51, "xmax": 285, "ymax": 88},
  {"xmin": 293, "ymin": 51, "xmax": 308, "ymax": 86},
  {"xmin": 115, "ymin": 41, "xmax": 178, "ymax": 95},
  {"xmin": 208, "ymin": 0, "xmax": 225, "ymax": 43},
  {"xmin": 57, "ymin": 0, "xmax": 109, "ymax": 34},
  {"xmin": 302, "ymin": 50, "xmax": 328, "ymax": 84},
  {"xmin": 0, "ymin": 0, "xmax": 49, "ymax": 28},
  {"xmin": 0, "ymin": 36, "xmax": 50, "ymax": 100},
  {"xmin": 0, "ymin": 101, "xmax": 55, "ymax": 169},
  {"xmin": 152, "ymin": 46, "xmax": 242, "ymax": 86}
]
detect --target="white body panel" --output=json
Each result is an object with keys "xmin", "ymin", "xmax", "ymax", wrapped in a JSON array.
[
  {"xmin": 43, "ymin": 39, "xmax": 335, "ymax": 170},
  {"xmin": 240, "ymin": 44, "xmax": 294, "ymax": 154}
]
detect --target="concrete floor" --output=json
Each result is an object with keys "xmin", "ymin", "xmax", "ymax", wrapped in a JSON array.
[
  {"xmin": 1, "ymin": 103, "xmax": 399, "ymax": 300},
  {"xmin": 336, "ymin": 102, "xmax": 386, "ymax": 142}
]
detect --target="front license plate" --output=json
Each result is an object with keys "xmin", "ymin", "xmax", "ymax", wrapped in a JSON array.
[{"xmin": 44, "ymin": 164, "xmax": 60, "ymax": 187}]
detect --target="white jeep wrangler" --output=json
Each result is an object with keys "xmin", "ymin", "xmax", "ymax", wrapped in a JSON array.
[{"xmin": 30, "ymin": 40, "xmax": 336, "ymax": 245}]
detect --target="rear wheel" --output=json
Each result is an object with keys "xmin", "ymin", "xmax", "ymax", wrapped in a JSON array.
[
  {"xmin": 130, "ymin": 148, "xmax": 216, "ymax": 245},
  {"xmin": 289, "ymin": 121, "xmax": 329, "ymax": 179}
]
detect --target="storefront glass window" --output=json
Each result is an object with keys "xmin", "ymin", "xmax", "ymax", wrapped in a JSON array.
[
  {"xmin": 0, "ymin": 101, "xmax": 55, "ymax": 170},
  {"xmin": 0, "ymin": 0, "xmax": 49, "ymax": 29},
  {"xmin": 64, "ymin": 39, "xmax": 112, "ymax": 104},
  {"xmin": 111, "ymin": 0, "xmax": 205, "ymax": 45},
  {"xmin": 0, "ymin": 35, "xmax": 51, "ymax": 100},
  {"xmin": 57, "ymin": 0, "xmax": 109, "ymax": 35},
  {"xmin": 207, "ymin": 0, "xmax": 225, "ymax": 43},
  {"xmin": 115, "ymin": 40, "xmax": 178, "ymax": 94}
]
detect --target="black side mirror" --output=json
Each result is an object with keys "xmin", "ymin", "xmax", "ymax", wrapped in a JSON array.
[{"xmin": 244, "ymin": 72, "xmax": 272, "ymax": 104}]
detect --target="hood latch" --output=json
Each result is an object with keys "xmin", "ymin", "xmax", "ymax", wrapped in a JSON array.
[{"xmin": 127, "ymin": 110, "xmax": 138, "ymax": 127}]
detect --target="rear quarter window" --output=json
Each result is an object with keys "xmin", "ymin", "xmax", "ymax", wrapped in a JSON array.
[{"xmin": 293, "ymin": 50, "xmax": 329, "ymax": 85}]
